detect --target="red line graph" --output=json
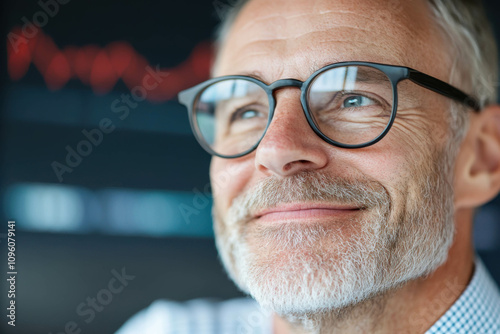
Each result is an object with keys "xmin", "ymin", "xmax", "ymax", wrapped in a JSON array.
[{"xmin": 7, "ymin": 27, "xmax": 212, "ymax": 102}]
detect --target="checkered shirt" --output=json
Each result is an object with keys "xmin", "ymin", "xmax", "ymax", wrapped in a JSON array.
[{"xmin": 425, "ymin": 258, "xmax": 500, "ymax": 334}]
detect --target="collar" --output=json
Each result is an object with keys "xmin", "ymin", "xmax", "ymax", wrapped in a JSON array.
[{"xmin": 426, "ymin": 257, "xmax": 500, "ymax": 333}]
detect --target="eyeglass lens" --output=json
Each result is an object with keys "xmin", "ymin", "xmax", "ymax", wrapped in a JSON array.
[{"xmin": 193, "ymin": 65, "xmax": 394, "ymax": 157}]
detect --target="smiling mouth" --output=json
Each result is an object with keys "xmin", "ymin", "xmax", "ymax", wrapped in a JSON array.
[{"xmin": 254, "ymin": 203, "xmax": 362, "ymax": 224}]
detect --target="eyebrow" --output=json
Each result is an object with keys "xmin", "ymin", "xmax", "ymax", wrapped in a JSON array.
[
  {"xmin": 354, "ymin": 70, "xmax": 392, "ymax": 83},
  {"xmin": 228, "ymin": 58, "xmax": 372, "ymax": 84},
  {"xmin": 309, "ymin": 58, "xmax": 342, "ymax": 74},
  {"xmin": 232, "ymin": 59, "xmax": 342, "ymax": 84},
  {"xmin": 236, "ymin": 71, "xmax": 269, "ymax": 84}
]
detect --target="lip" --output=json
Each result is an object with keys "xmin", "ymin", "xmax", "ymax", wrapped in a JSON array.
[{"xmin": 254, "ymin": 203, "xmax": 362, "ymax": 223}]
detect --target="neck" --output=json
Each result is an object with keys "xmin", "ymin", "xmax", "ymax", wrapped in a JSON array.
[{"xmin": 272, "ymin": 209, "xmax": 475, "ymax": 334}]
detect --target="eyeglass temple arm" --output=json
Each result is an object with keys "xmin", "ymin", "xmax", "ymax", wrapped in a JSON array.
[{"xmin": 407, "ymin": 69, "xmax": 481, "ymax": 112}]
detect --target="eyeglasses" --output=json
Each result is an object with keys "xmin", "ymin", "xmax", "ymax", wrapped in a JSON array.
[{"xmin": 178, "ymin": 61, "xmax": 480, "ymax": 159}]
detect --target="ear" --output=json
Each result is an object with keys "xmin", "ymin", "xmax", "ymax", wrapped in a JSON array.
[{"xmin": 454, "ymin": 104, "xmax": 500, "ymax": 209}]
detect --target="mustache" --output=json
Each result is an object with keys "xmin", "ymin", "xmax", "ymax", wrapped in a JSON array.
[{"xmin": 225, "ymin": 172, "xmax": 391, "ymax": 225}]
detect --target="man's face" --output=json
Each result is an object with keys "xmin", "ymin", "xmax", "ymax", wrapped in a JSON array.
[{"xmin": 210, "ymin": 0, "xmax": 458, "ymax": 318}]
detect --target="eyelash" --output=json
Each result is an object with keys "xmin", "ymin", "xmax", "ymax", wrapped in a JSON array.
[{"xmin": 229, "ymin": 104, "xmax": 265, "ymax": 122}]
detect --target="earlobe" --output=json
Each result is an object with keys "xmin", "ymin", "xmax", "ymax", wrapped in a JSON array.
[{"xmin": 454, "ymin": 105, "xmax": 500, "ymax": 209}]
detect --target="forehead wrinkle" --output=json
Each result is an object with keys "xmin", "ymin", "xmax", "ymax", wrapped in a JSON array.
[
  {"xmin": 249, "ymin": 31, "xmax": 411, "ymax": 63},
  {"xmin": 232, "ymin": 25, "xmax": 406, "ymax": 56},
  {"xmin": 218, "ymin": 32, "xmax": 411, "ymax": 82},
  {"xmin": 236, "ymin": 7, "xmax": 360, "ymax": 32},
  {"xmin": 229, "ymin": 10, "xmax": 420, "ymax": 57},
  {"xmin": 239, "ymin": 25, "xmax": 384, "ymax": 47},
  {"xmin": 237, "ymin": 13, "xmax": 284, "ymax": 33},
  {"xmin": 219, "ymin": 0, "xmax": 452, "ymax": 84},
  {"xmin": 235, "ymin": 5, "xmax": 404, "ymax": 44},
  {"xmin": 316, "ymin": 39, "xmax": 411, "ymax": 65},
  {"xmin": 239, "ymin": 8, "xmax": 366, "ymax": 31}
]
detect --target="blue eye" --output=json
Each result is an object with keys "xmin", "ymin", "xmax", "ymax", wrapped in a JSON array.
[
  {"xmin": 240, "ymin": 110, "xmax": 259, "ymax": 119},
  {"xmin": 342, "ymin": 95, "xmax": 375, "ymax": 108},
  {"xmin": 230, "ymin": 107, "xmax": 264, "ymax": 122}
]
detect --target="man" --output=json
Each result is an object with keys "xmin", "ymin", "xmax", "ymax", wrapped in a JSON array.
[{"xmin": 118, "ymin": 0, "xmax": 500, "ymax": 333}]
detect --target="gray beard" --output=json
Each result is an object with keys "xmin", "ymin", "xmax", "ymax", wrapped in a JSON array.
[{"xmin": 213, "ymin": 149, "xmax": 455, "ymax": 332}]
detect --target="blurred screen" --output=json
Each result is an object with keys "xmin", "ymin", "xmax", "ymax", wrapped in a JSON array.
[{"xmin": 3, "ymin": 0, "xmax": 218, "ymax": 238}]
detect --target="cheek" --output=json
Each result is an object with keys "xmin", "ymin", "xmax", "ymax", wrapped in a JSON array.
[
  {"xmin": 361, "ymin": 110, "xmax": 448, "ymax": 184},
  {"xmin": 210, "ymin": 157, "xmax": 254, "ymax": 213},
  {"xmin": 389, "ymin": 98, "xmax": 450, "ymax": 152},
  {"xmin": 345, "ymin": 135, "xmax": 433, "ymax": 208},
  {"xmin": 349, "ymin": 140, "xmax": 410, "ymax": 185}
]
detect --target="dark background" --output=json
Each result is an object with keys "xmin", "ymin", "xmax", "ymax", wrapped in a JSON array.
[{"xmin": 1, "ymin": 0, "xmax": 499, "ymax": 333}]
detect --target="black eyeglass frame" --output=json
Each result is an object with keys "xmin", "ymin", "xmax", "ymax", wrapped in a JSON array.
[{"xmin": 178, "ymin": 61, "xmax": 481, "ymax": 159}]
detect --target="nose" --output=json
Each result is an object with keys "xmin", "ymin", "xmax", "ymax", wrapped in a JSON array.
[{"xmin": 254, "ymin": 90, "xmax": 329, "ymax": 177}]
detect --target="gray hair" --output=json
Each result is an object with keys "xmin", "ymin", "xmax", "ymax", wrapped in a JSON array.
[
  {"xmin": 428, "ymin": 0, "xmax": 498, "ymax": 145},
  {"xmin": 214, "ymin": 0, "xmax": 498, "ymax": 143}
]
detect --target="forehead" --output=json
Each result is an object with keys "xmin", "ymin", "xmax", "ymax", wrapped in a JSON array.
[{"xmin": 215, "ymin": 0, "xmax": 452, "ymax": 83}]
